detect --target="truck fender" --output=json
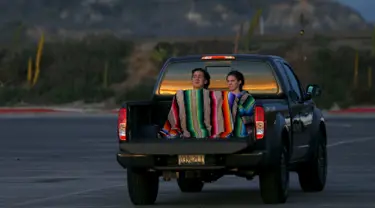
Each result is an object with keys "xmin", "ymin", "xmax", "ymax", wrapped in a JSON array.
[
  {"xmin": 307, "ymin": 107, "xmax": 326, "ymax": 158},
  {"xmin": 264, "ymin": 112, "xmax": 291, "ymax": 167}
]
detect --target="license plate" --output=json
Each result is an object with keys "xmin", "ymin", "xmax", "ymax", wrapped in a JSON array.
[{"xmin": 178, "ymin": 155, "xmax": 205, "ymax": 165}]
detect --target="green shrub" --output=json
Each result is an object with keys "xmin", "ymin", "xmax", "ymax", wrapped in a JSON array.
[{"xmin": 0, "ymin": 34, "xmax": 134, "ymax": 105}]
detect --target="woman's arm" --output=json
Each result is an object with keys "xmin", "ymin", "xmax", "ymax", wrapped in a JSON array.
[{"xmin": 237, "ymin": 93, "xmax": 255, "ymax": 125}]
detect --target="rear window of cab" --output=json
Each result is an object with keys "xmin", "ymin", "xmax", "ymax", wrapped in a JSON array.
[{"xmin": 157, "ymin": 59, "xmax": 281, "ymax": 95}]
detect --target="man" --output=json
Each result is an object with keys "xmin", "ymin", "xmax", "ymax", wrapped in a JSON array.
[
  {"xmin": 191, "ymin": 68, "xmax": 211, "ymax": 89},
  {"xmin": 159, "ymin": 68, "xmax": 211, "ymax": 139}
]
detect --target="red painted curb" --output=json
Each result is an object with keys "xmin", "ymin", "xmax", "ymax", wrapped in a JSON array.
[
  {"xmin": 0, "ymin": 108, "xmax": 63, "ymax": 113},
  {"xmin": 0, "ymin": 108, "xmax": 374, "ymax": 115},
  {"xmin": 109, "ymin": 108, "xmax": 375, "ymax": 114},
  {"xmin": 106, "ymin": 110, "xmax": 117, "ymax": 114}
]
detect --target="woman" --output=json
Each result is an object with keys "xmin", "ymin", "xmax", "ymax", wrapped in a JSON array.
[
  {"xmin": 226, "ymin": 70, "xmax": 246, "ymax": 96},
  {"xmin": 225, "ymin": 70, "xmax": 255, "ymax": 138}
]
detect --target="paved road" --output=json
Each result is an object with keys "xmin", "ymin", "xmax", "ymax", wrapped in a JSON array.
[{"xmin": 1, "ymin": 115, "xmax": 375, "ymax": 208}]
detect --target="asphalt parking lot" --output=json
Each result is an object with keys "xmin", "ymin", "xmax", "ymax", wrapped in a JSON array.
[{"xmin": 1, "ymin": 114, "xmax": 375, "ymax": 208}]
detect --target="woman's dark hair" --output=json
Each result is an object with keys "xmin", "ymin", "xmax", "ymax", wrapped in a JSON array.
[
  {"xmin": 226, "ymin": 70, "xmax": 245, "ymax": 91},
  {"xmin": 191, "ymin": 68, "xmax": 211, "ymax": 89}
]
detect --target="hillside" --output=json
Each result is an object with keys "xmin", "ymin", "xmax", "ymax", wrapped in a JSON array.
[{"xmin": 0, "ymin": 0, "xmax": 371, "ymax": 40}]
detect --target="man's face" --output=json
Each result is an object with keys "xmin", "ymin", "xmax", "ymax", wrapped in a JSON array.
[{"xmin": 192, "ymin": 71, "xmax": 207, "ymax": 89}]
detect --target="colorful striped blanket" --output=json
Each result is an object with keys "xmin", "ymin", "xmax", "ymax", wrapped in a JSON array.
[{"xmin": 159, "ymin": 89, "xmax": 255, "ymax": 139}]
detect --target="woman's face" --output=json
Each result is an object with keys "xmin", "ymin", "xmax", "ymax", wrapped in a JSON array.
[{"xmin": 227, "ymin": 75, "xmax": 241, "ymax": 92}]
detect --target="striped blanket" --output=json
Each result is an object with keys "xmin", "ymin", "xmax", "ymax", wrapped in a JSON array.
[{"xmin": 159, "ymin": 89, "xmax": 255, "ymax": 139}]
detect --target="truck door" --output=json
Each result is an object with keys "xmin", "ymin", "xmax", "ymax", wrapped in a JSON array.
[{"xmin": 280, "ymin": 62, "xmax": 313, "ymax": 160}]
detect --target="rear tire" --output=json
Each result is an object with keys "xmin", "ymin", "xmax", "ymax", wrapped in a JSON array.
[
  {"xmin": 177, "ymin": 172, "xmax": 204, "ymax": 193},
  {"xmin": 127, "ymin": 168, "xmax": 159, "ymax": 205},
  {"xmin": 298, "ymin": 132, "xmax": 327, "ymax": 192},
  {"xmin": 259, "ymin": 146, "xmax": 289, "ymax": 204}
]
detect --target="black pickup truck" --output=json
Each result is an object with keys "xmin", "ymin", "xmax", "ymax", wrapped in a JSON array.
[{"xmin": 116, "ymin": 54, "xmax": 327, "ymax": 205}]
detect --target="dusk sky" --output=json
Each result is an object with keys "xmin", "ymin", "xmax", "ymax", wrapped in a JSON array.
[{"xmin": 338, "ymin": 0, "xmax": 375, "ymax": 22}]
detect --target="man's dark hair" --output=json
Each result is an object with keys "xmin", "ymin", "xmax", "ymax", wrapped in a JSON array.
[
  {"xmin": 227, "ymin": 70, "xmax": 245, "ymax": 91},
  {"xmin": 191, "ymin": 68, "xmax": 211, "ymax": 89}
]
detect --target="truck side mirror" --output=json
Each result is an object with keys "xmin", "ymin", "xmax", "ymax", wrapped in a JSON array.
[{"xmin": 305, "ymin": 84, "xmax": 322, "ymax": 99}]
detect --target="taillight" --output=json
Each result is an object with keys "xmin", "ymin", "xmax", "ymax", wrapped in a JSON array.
[
  {"xmin": 118, "ymin": 108, "xmax": 127, "ymax": 141},
  {"xmin": 255, "ymin": 106, "xmax": 265, "ymax": 139}
]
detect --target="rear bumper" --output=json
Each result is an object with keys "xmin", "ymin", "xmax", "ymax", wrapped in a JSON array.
[
  {"xmin": 118, "ymin": 139, "xmax": 252, "ymax": 155},
  {"xmin": 116, "ymin": 139, "xmax": 268, "ymax": 170},
  {"xmin": 116, "ymin": 151, "xmax": 266, "ymax": 170}
]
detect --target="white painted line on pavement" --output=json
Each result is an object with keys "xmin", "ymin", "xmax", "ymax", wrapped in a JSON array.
[
  {"xmin": 327, "ymin": 137, "xmax": 375, "ymax": 147},
  {"xmin": 326, "ymin": 123, "xmax": 352, "ymax": 128},
  {"xmin": 12, "ymin": 184, "xmax": 125, "ymax": 207}
]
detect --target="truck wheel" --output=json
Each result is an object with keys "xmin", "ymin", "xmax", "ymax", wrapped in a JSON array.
[
  {"xmin": 259, "ymin": 146, "xmax": 289, "ymax": 204},
  {"xmin": 297, "ymin": 133, "xmax": 327, "ymax": 192},
  {"xmin": 127, "ymin": 168, "xmax": 159, "ymax": 205}
]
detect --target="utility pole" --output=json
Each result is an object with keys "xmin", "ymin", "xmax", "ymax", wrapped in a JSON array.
[
  {"xmin": 233, "ymin": 23, "xmax": 244, "ymax": 53},
  {"xmin": 245, "ymin": 0, "xmax": 263, "ymax": 52},
  {"xmin": 299, "ymin": 0, "xmax": 309, "ymax": 71}
]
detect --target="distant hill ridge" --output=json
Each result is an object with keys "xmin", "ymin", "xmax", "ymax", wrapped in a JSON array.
[{"xmin": 0, "ymin": 0, "xmax": 371, "ymax": 39}]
